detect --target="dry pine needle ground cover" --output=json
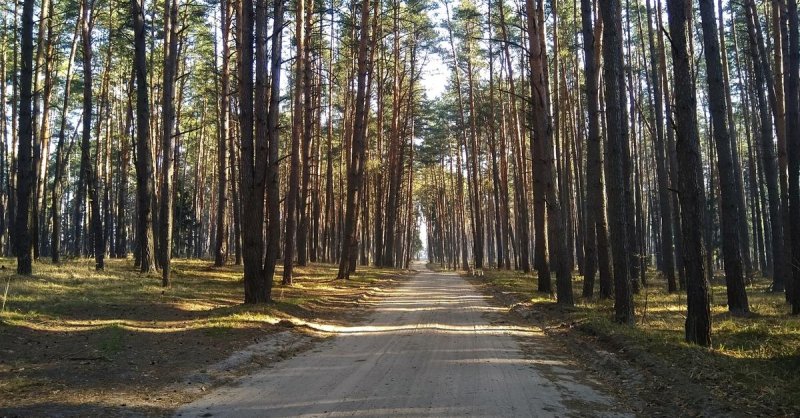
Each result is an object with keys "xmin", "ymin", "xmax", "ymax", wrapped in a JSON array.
[
  {"xmin": 0, "ymin": 258, "xmax": 408, "ymax": 417},
  {"xmin": 464, "ymin": 266, "xmax": 800, "ymax": 416}
]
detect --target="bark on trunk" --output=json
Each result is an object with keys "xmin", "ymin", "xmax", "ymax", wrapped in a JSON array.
[
  {"xmin": 214, "ymin": 0, "xmax": 231, "ymax": 267},
  {"xmin": 667, "ymin": 0, "xmax": 712, "ymax": 345},
  {"xmin": 131, "ymin": 0, "xmax": 157, "ymax": 273},
  {"xmin": 581, "ymin": 0, "xmax": 613, "ymax": 298},
  {"xmin": 527, "ymin": 0, "xmax": 573, "ymax": 306},
  {"xmin": 600, "ymin": 0, "xmax": 633, "ymax": 322},
  {"xmin": 159, "ymin": 0, "xmax": 179, "ymax": 285},
  {"xmin": 283, "ymin": 0, "xmax": 305, "ymax": 285},
  {"xmin": 699, "ymin": 0, "xmax": 749, "ymax": 315},
  {"xmin": 13, "ymin": 0, "xmax": 35, "ymax": 275},
  {"xmin": 337, "ymin": 0, "xmax": 371, "ymax": 280}
]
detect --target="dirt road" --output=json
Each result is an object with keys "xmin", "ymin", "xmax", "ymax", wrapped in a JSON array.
[{"xmin": 176, "ymin": 264, "xmax": 629, "ymax": 417}]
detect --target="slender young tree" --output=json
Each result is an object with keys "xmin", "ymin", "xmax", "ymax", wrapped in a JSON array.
[
  {"xmin": 284, "ymin": 0, "xmax": 305, "ymax": 285},
  {"xmin": 51, "ymin": 9, "xmax": 81, "ymax": 263},
  {"xmin": 74, "ymin": 0, "xmax": 92, "ymax": 258},
  {"xmin": 159, "ymin": 0, "xmax": 179, "ymax": 285},
  {"xmin": 214, "ymin": 0, "xmax": 232, "ymax": 267}
]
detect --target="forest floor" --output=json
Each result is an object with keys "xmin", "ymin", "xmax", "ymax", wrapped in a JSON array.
[
  {"xmin": 0, "ymin": 258, "xmax": 409, "ymax": 417},
  {"xmin": 462, "ymin": 266, "xmax": 800, "ymax": 416}
]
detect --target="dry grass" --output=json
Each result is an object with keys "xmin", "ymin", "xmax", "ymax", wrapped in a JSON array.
[
  {"xmin": 0, "ymin": 258, "xmax": 407, "ymax": 416},
  {"xmin": 477, "ymin": 268, "xmax": 800, "ymax": 414}
]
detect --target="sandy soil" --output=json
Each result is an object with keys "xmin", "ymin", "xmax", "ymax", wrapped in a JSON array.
[{"xmin": 176, "ymin": 263, "xmax": 631, "ymax": 417}]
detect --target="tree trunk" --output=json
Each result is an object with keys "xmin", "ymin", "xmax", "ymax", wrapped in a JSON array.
[
  {"xmin": 581, "ymin": 0, "xmax": 613, "ymax": 299},
  {"xmin": 51, "ymin": 14, "xmax": 81, "ymax": 263},
  {"xmin": 13, "ymin": 0, "xmax": 35, "ymax": 275},
  {"xmin": 527, "ymin": 0, "xmax": 573, "ymax": 306},
  {"xmin": 465, "ymin": 19, "xmax": 484, "ymax": 270},
  {"xmin": 214, "ymin": 0, "xmax": 231, "ymax": 267},
  {"xmin": 497, "ymin": 0, "xmax": 529, "ymax": 273},
  {"xmin": 337, "ymin": 0, "xmax": 371, "ymax": 280},
  {"xmin": 131, "ymin": 0, "xmax": 157, "ymax": 273},
  {"xmin": 116, "ymin": 70, "xmax": 134, "ymax": 258},
  {"xmin": 486, "ymin": 0, "xmax": 506, "ymax": 270},
  {"xmin": 283, "ymin": 0, "xmax": 304, "ymax": 285},
  {"xmin": 771, "ymin": 0, "xmax": 792, "ymax": 293},
  {"xmin": 645, "ymin": 0, "xmax": 676, "ymax": 292},
  {"xmin": 667, "ymin": 0, "xmax": 712, "ymax": 346},
  {"xmin": 74, "ymin": 0, "xmax": 92, "ymax": 258},
  {"xmin": 600, "ymin": 0, "xmax": 633, "ymax": 322},
  {"xmin": 699, "ymin": 0, "xmax": 749, "ymax": 315},
  {"xmin": 32, "ymin": 0, "xmax": 52, "ymax": 261},
  {"xmin": 159, "ymin": 0, "xmax": 179, "ymax": 285},
  {"xmin": 720, "ymin": 0, "xmax": 752, "ymax": 278},
  {"xmin": 262, "ymin": 0, "xmax": 284, "ymax": 294},
  {"xmin": 785, "ymin": 0, "xmax": 800, "ymax": 313},
  {"xmin": 80, "ymin": 0, "xmax": 104, "ymax": 270},
  {"xmin": 297, "ymin": 0, "xmax": 314, "ymax": 267},
  {"xmin": 744, "ymin": 0, "xmax": 790, "ymax": 298}
]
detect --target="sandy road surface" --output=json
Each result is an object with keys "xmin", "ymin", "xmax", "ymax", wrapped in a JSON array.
[{"xmin": 176, "ymin": 264, "xmax": 630, "ymax": 417}]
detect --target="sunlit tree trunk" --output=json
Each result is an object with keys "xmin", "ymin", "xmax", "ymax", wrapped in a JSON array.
[
  {"xmin": 31, "ymin": 0, "xmax": 52, "ymax": 260},
  {"xmin": 336, "ymin": 0, "xmax": 371, "ymax": 280},
  {"xmin": 526, "ymin": 0, "xmax": 573, "ymax": 305},
  {"xmin": 297, "ymin": 0, "xmax": 314, "ymax": 267},
  {"xmin": 159, "ymin": 0, "xmax": 179, "ymax": 285}
]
